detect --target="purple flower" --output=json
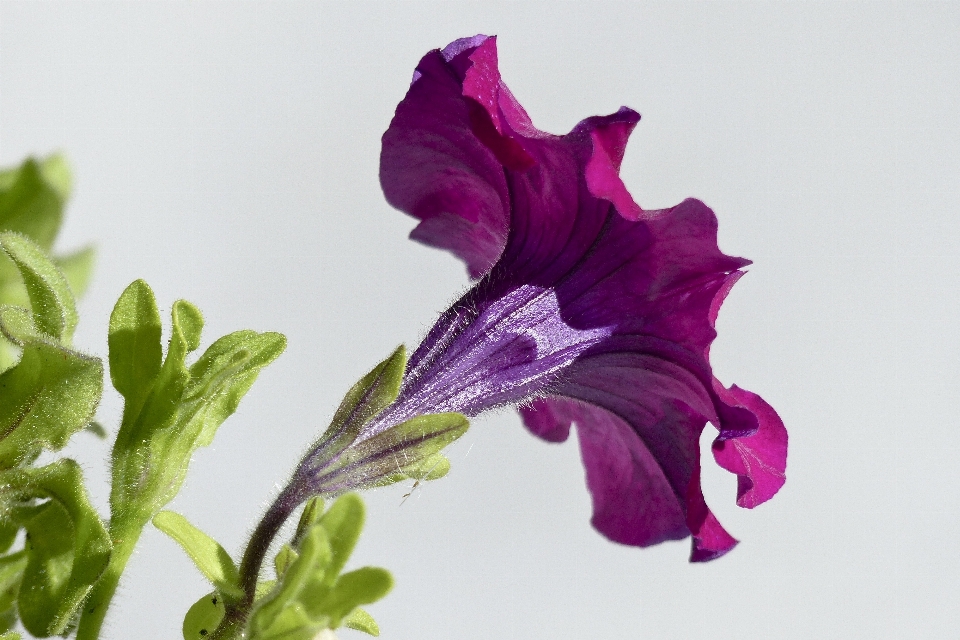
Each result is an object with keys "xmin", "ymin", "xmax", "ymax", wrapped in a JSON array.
[{"xmin": 377, "ymin": 35, "xmax": 787, "ymax": 562}]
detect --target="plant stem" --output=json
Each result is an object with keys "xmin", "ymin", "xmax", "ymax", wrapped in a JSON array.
[
  {"xmin": 75, "ymin": 516, "xmax": 145, "ymax": 640},
  {"xmin": 210, "ymin": 484, "xmax": 304, "ymax": 639}
]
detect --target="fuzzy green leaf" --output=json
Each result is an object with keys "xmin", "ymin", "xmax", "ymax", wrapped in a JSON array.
[
  {"xmin": 247, "ymin": 523, "xmax": 333, "ymax": 640},
  {"xmin": 343, "ymin": 607, "xmax": 379, "ymax": 636},
  {"xmin": 247, "ymin": 495, "xmax": 392, "ymax": 640},
  {"xmin": 182, "ymin": 591, "xmax": 225, "ymax": 640},
  {"xmin": 0, "ymin": 232, "xmax": 77, "ymax": 343},
  {"xmin": 0, "ymin": 551, "xmax": 27, "ymax": 633},
  {"xmin": 0, "ymin": 460, "xmax": 111, "ymax": 637},
  {"xmin": 153, "ymin": 511, "xmax": 242, "ymax": 599},
  {"xmin": 274, "ymin": 544, "xmax": 299, "ymax": 582},
  {"xmin": 111, "ymin": 288, "xmax": 286, "ymax": 524},
  {"xmin": 316, "ymin": 493, "xmax": 364, "ymax": 581},
  {"xmin": 311, "ymin": 567, "xmax": 392, "ymax": 625},
  {"xmin": 0, "ymin": 158, "xmax": 64, "ymax": 251},
  {"xmin": 403, "ymin": 451, "xmax": 451, "ymax": 481},
  {"xmin": 292, "ymin": 496, "xmax": 323, "ymax": 547},
  {"xmin": 108, "ymin": 279, "xmax": 162, "ymax": 423},
  {"xmin": 0, "ymin": 306, "xmax": 103, "ymax": 469}
]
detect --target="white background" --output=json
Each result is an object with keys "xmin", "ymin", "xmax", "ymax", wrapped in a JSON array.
[{"xmin": 2, "ymin": 2, "xmax": 959, "ymax": 638}]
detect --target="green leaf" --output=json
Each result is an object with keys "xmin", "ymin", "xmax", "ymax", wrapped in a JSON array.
[
  {"xmin": 84, "ymin": 421, "xmax": 108, "ymax": 439},
  {"xmin": 247, "ymin": 495, "xmax": 392, "ymax": 640},
  {"xmin": 292, "ymin": 496, "xmax": 323, "ymax": 547},
  {"xmin": 0, "ymin": 460, "xmax": 112, "ymax": 637},
  {"xmin": 181, "ymin": 591, "xmax": 225, "ymax": 640},
  {"xmin": 309, "ymin": 346, "xmax": 406, "ymax": 469},
  {"xmin": 247, "ymin": 523, "xmax": 333, "ymax": 640},
  {"xmin": 274, "ymin": 544, "xmax": 298, "ymax": 582},
  {"xmin": 311, "ymin": 567, "xmax": 392, "ymax": 625},
  {"xmin": 35, "ymin": 154, "xmax": 71, "ymax": 202},
  {"xmin": 0, "ymin": 306, "xmax": 103, "ymax": 469},
  {"xmin": 0, "ymin": 158, "xmax": 63, "ymax": 251},
  {"xmin": 343, "ymin": 607, "xmax": 379, "ymax": 636},
  {"xmin": 0, "ymin": 551, "xmax": 28, "ymax": 633},
  {"xmin": 108, "ymin": 280, "xmax": 163, "ymax": 423},
  {"xmin": 53, "ymin": 245, "xmax": 95, "ymax": 300},
  {"xmin": 133, "ymin": 299, "xmax": 203, "ymax": 440},
  {"xmin": 0, "ymin": 631, "xmax": 21, "ymax": 640},
  {"xmin": 183, "ymin": 329, "xmax": 285, "ymax": 449},
  {"xmin": 0, "ymin": 520, "xmax": 19, "ymax": 555},
  {"xmin": 316, "ymin": 493, "xmax": 364, "ymax": 581},
  {"xmin": 110, "ymin": 288, "xmax": 286, "ymax": 524},
  {"xmin": 0, "ymin": 232, "xmax": 77, "ymax": 343},
  {"xmin": 152, "ymin": 511, "xmax": 242, "ymax": 599}
]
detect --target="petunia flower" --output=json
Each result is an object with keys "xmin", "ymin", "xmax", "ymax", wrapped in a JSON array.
[{"xmin": 369, "ymin": 34, "xmax": 788, "ymax": 562}]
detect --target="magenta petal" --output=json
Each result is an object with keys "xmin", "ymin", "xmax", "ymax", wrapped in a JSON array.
[
  {"xmin": 712, "ymin": 383, "xmax": 788, "ymax": 508},
  {"xmin": 380, "ymin": 41, "xmax": 511, "ymax": 277},
  {"xmin": 583, "ymin": 110, "xmax": 645, "ymax": 220},
  {"xmin": 552, "ymin": 398, "xmax": 690, "ymax": 547},
  {"xmin": 519, "ymin": 398, "xmax": 573, "ymax": 443},
  {"xmin": 686, "ymin": 467, "xmax": 739, "ymax": 562}
]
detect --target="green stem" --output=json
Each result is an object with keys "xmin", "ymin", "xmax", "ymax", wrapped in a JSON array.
[{"xmin": 75, "ymin": 516, "xmax": 145, "ymax": 640}]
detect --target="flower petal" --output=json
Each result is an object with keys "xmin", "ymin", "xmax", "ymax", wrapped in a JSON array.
[
  {"xmin": 524, "ymin": 397, "xmax": 691, "ymax": 547},
  {"xmin": 580, "ymin": 109, "xmax": 645, "ymax": 221},
  {"xmin": 685, "ymin": 466, "xmax": 739, "ymax": 562},
  {"xmin": 380, "ymin": 40, "xmax": 510, "ymax": 277},
  {"xmin": 706, "ymin": 269, "xmax": 788, "ymax": 507},
  {"xmin": 711, "ymin": 383, "xmax": 788, "ymax": 508}
]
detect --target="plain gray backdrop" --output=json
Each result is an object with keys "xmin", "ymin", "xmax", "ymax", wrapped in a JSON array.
[{"xmin": 2, "ymin": 2, "xmax": 959, "ymax": 638}]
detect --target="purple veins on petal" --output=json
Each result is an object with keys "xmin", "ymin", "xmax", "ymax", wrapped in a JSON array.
[{"xmin": 377, "ymin": 34, "xmax": 787, "ymax": 562}]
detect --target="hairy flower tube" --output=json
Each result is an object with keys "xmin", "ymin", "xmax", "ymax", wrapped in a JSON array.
[{"xmin": 286, "ymin": 35, "xmax": 786, "ymax": 566}]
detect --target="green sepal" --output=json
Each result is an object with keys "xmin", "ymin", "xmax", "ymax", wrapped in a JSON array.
[
  {"xmin": 0, "ymin": 460, "xmax": 112, "ymax": 637},
  {"xmin": 182, "ymin": 591, "xmax": 225, "ymax": 640},
  {"xmin": 247, "ymin": 495, "xmax": 392, "ymax": 640},
  {"xmin": 0, "ymin": 631, "xmax": 21, "ymax": 640},
  {"xmin": 338, "ymin": 413, "xmax": 468, "ymax": 491},
  {"xmin": 0, "ymin": 306, "xmax": 103, "ymax": 469},
  {"xmin": 110, "ymin": 279, "xmax": 286, "ymax": 522},
  {"xmin": 0, "ymin": 232, "xmax": 77, "ymax": 343},
  {"xmin": 403, "ymin": 451, "xmax": 451, "ymax": 481},
  {"xmin": 152, "ymin": 511, "xmax": 243, "ymax": 600},
  {"xmin": 344, "ymin": 607, "xmax": 380, "ymax": 636},
  {"xmin": 310, "ymin": 346, "xmax": 406, "ymax": 469}
]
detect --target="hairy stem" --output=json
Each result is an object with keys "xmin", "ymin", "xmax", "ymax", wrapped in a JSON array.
[
  {"xmin": 75, "ymin": 515, "xmax": 145, "ymax": 640},
  {"xmin": 210, "ymin": 484, "xmax": 304, "ymax": 639}
]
